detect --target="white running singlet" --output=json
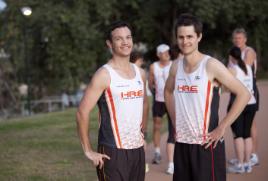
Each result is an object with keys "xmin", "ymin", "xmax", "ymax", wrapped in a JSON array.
[
  {"xmin": 153, "ymin": 61, "xmax": 172, "ymax": 102},
  {"xmin": 97, "ymin": 64, "xmax": 144, "ymax": 149},
  {"xmin": 233, "ymin": 64, "xmax": 256, "ymax": 105},
  {"xmin": 174, "ymin": 55, "xmax": 220, "ymax": 144}
]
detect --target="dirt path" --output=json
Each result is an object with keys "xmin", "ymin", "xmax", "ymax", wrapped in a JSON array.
[{"xmin": 145, "ymin": 81, "xmax": 268, "ymax": 181}]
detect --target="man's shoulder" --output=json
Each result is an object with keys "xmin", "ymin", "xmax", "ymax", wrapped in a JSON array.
[
  {"xmin": 246, "ymin": 46, "xmax": 255, "ymax": 50},
  {"xmin": 96, "ymin": 65, "xmax": 110, "ymax": 76},
  {"xmin": 92, "ymin": 66, "xmax": 110, "ymax": 84},
  {"xmin": 149, "ymin": 61, "xmax": 157, "ymax": 70},
  {"xmin": 206, "ymin": 56, "xmax": 225, "ymax": 72},
  {"xmin": 171, "ymin": 58, "xmax": 180, "ymax": 67},
  {"xmin": 246, "ymin": 46, "xmax": 256, "ymax": 54},
  {"xmin": 151, "ymin": 61, "xmax": 158, "ymax": 66},
  {"xmin": 206, "ymin": 55, "xmax": 221, "ymax": 64},
  {"xmin": 168, "ymin": 59, "xmax": 180, "ymax": 76}
]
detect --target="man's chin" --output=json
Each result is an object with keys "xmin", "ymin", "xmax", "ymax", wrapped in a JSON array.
[{"xmin": 120, "ymin": 52, "xmax": 131, "ymax": 57}]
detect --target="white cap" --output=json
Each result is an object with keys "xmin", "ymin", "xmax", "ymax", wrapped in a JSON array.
[{"xmin": 156, "ymin": 44, "xmax": 170, "ymax": 54}]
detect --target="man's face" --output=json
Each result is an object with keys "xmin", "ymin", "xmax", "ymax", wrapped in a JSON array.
[
  {"xmin": 107, "ymin": 27, "xmax": 133, "ymax": 57},
  {"xmin": 157, "ymin": 51, "xmax": 170, "ymax": 62},
  {"xmin": 232, "ymin": 33, "xmax": 247, "ymax": 49},
  {"xmin": 176, "ymin": 25, "xmax": 201, "ymax": 56}
]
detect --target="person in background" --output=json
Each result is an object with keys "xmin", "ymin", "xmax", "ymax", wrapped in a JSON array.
[
  {"xmin": 229, "ymin": 28, "xmax": 260, "ymax": 166},
  {"xmin": 130, "ymin": 51, "xmax": 150, "ymax": 173},
  {"xmin": 149, "ymin": 44, "xmax": 175, "ymax": 174},
  {"xmin": 227, "ymin": 46, "xmax": 256, "ymax": 173}
]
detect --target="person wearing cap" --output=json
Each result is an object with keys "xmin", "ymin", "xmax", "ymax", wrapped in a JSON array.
[{"xmin": 148, "ymin": 44, "xmax": 175, "ymax": 174}]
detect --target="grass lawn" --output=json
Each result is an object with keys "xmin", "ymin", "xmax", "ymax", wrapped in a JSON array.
[
  {"xmin": 0, "ymin": 100, "xmax": 168, "ymax": 181},
  {"xmin": 0, "ymin": 108, "xmax": 99, "ymax": 181}
]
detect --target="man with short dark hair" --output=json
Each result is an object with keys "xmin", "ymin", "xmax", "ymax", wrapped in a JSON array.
[
  {"xmin": 164, "ymin": 14, "xmax": 250, "ymax": 181},
  {"xmin": 76, "ymin": 21, "xmax": 148, "ymax": 181}
]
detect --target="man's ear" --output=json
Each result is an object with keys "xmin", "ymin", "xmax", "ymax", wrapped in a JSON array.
[
  {"xmin": 106, "ymin": 40, "xmax": 112, "ymax": 49},
  {"xmin": 198, "ymin": 33, "xmax": 202, "ymax": 42},
  {"xmin": 156, "ymin": 53, "xmax": 160, "ymax": 59}
]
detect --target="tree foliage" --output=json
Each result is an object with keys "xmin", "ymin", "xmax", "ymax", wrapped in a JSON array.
[{"xmin": 0, "ymin": 0, "xmax": 268, "ymax": 101}]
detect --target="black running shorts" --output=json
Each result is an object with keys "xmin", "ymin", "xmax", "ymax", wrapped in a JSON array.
[
  {"xmin": 153, "ymin": 101, "xmax": 175, "ymax": 144},
  {"xmin": 173, "ymin": 142, "xmax": 226, "ymax": 181},
  {"xmin": 97, "ymin": 145, "xmax": 145, "ymax": 181}
]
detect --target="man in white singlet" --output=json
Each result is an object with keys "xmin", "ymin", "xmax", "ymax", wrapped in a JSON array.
[
  {"xmin": 76, "ymin": 21, "xmax": 148, "ymax": 181},
  {"xmin": 164, "ymin": 14, "xmax": 250, "ymax": 181},
  {"xmin": 149, "ymin": 44, "xmax": 175, "ymax": 174}
]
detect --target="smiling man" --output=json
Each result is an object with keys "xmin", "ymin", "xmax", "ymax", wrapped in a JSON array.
[
  {"xmin": 164, "ymin": 14, "xmax": 250, "ymax": 181},
  {"xmin": 76, "ymin": 21, "xmax": 148, "ymax": 181}
]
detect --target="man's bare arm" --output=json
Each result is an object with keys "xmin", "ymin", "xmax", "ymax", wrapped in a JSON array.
[
  {"xmin": 164, "ymin": 60, "xmax": 178, "ymax": 128},
  {"xmin": 76, "ymin": 68, "xmax": 110, "ymax": 168},
  {"xmin": 205, "ymin": 58, "xmax": 250, "ymax": 148},
  {"xmin": 244, "ymin": 48, "xmax": 256, "ymax": 66},
  {"xmin": 148, "ymin": 64, "xmax": 155, "ymax": 92},
  {"xmin": 140, "ymin": 68, "xmax": 149, "ymax": 136}
]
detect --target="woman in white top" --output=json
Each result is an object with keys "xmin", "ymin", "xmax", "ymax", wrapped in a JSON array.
[{"xmin": 227, "ymin": 46, "xmax": 256, "ymax": 174}]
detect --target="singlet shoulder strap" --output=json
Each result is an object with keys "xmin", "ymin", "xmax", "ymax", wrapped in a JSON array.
[
  {"xmin": 103, "ymin": 64, "xmax": 113, "ymax": 73},
  {"xmin": 202, "ymin": 55, "xmax": 211, "ymax": 64},
  {"xmin": 132, "ymin": 64, "xmax": 142, "ymax": 80},
  {"xmin": 194, "ymin": 55, "xmax": 211, "ymax": 72},
  {"xmin": 177, "ymin": 59, "xmax": 183, "ymax": 71},
  {"xmin": 153, "ymin": 61, "xmax": 158, "ymax": 70}
]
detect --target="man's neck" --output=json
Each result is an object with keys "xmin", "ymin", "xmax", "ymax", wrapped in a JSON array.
[
  {"xmin": 110, "ymin": 55, "xmax": 131, "ymax": 69},
  {"xmin": 240, "ymin": 44, "xmax": 247, "ymax": 51},
  {"xmin": 109, "ymin": 54, "xmax": 135, "ymax": 79},
  {"xmin": 158, "ymin": 59, "xmax": 170, "ymax": 67},
  {"xmin": 183, "ymin": 51, "xmax": 203, "ymax": 68}
]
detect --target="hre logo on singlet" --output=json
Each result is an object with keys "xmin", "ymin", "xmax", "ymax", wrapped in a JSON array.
[
  {"xmin": 177, "ymin": 85, "xmax": 198, "ymax": 93},
  {"xmin": 120, "ymin": 90, "xmax": 143, "ymax": 100}
]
